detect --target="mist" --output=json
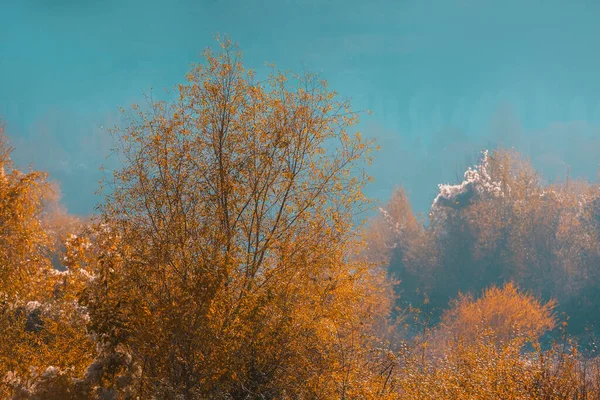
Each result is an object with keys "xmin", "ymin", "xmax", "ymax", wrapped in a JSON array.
[{"xmin": 3, "ymin": 0, "xmax": 600, "ymax": 215}]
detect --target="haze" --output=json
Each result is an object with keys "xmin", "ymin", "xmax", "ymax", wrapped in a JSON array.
[{"xmin": 2, "ymin": 0, "xmax": 600, "ymax": 215}]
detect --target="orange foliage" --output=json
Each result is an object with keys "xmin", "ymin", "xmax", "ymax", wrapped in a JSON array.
[
  {"xmin": 439, "ymin": 282, "xmax": 556, "ymax": 346},
  {"xmin": 80, "ymin": 39, "xmax": 394, "ymax": 398},
  {"xmin": 0, "ymin": 123, "xmax": 94, "ymax": 398}
]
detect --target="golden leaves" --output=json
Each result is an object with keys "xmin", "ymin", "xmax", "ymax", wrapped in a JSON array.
[
  {"xmin": 0, "ymin": 126, "xmax": 95, "ymax": 397},
  {"xmin": 438, "ymin": 282, "xmax": 556, "ymax": 348},
  {"xmin": 83, "ymin": 39, "xmax": 391, "ymax": 398}
]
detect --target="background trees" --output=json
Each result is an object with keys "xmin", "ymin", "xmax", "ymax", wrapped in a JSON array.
[{"xmin": 371, "ymin": 148, "xmax": 600, "ymax": 334}]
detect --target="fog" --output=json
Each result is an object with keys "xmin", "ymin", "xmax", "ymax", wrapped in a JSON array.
[{"xmin": 2, "ymin": 0, "xmax": 600, "ymax": 216}]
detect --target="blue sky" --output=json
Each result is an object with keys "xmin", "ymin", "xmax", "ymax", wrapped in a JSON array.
[{"xmin": 2, "ymin": 0, "xmax": 600, "ymax": 215}]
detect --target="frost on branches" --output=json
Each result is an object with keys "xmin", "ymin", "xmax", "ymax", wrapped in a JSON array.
[
  {"xmin": 378, "ymin": 208, "xmax": 402, "ymax": 247},
  {"xmin": 431, "ymin": 150, "xmax": 503, "ymax": 220}
]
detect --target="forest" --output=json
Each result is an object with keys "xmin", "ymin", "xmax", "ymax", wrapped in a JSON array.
[{"xmin": 2, "ymin": 42, "xmax": 600, "ymax": 399}]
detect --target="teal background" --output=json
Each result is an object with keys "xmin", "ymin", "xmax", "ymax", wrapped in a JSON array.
[{"xmin": 2, "ymin": 0, "xmax": 600, "ymax": 215}]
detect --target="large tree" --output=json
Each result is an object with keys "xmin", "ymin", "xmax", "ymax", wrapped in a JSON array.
[{"xmin": 83, "ymin": 40, "xmax": 394, "ymax": 399}]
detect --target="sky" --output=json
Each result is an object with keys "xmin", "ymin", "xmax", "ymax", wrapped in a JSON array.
[{"xmin": 2, "ymin": 0, "xmax": 600, "ymax": 216}]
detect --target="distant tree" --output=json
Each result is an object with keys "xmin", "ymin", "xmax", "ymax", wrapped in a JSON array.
[
  {"xmin": 377, "ymin": 148, "xmax": 600, "ymax": 330},
  {"xmin": 362, "ymin": 187, "xmax": 423, "ymax": 265},
  {"xmin": 385, "ymin": 283, "xmax": 565, "ymax": 400},
  {"xmin": 390, "ymin": 327, "xmax": 588, "ymax": 400},
  {"xmin": 387, "ymin": 283, "xmax": 599, "ymax": 400},
  {"xmin": 437, "ymin": 282, "xmax": 555, "ymax": 347},
  {"xmin": 363, "ymin": 187, "xmax": 437, "ymax": 309}
]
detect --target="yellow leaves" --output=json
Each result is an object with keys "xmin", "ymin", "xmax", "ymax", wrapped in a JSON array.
[
  {"xmin": 438, "ymin": 282, "xmax": 555, "ymax": 348},
  {"xmin": 0, "ymin": 125, "xmax": 95, "ymax": 395},
  {"xmin": 38, "ymin": 38, "xmax": 391, "ymax": 399},
  {"xmin": 390, "ymin": 318, "xmax": 598, "ymax": 400}
]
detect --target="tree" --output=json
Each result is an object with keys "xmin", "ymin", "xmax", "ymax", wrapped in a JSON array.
[
  {"xmin": 437, "ymin": 282, "xmax": 555, "ymax": 347},
  {"xmin": 83, "ymin": 40, "xmax": 394, "ymax": 398},
  {"xmin": 385, "ymin": 284, "xmax": 569, "ymax": 400},
  {"xmin": 0, "ymin": 122, "xmax": 94, "ymax": 398},
  {"xmin": 362, "ymin": 187, "xmax": 423, "ymax": 266},
  {"xmin": 363, "ymin": 187, "xmax": 437, "ymax": 309}
]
